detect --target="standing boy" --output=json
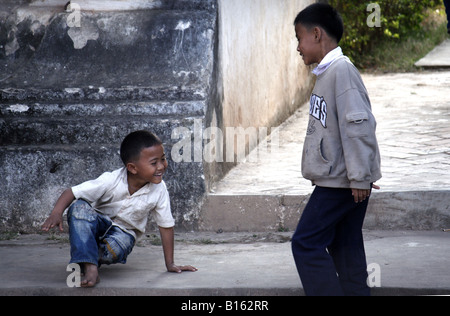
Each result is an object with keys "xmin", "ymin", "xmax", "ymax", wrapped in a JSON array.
[
  {"xmin": 42, "ymin": 130, "xmax": 197, "ymax": 287},
  {"xmin": 291, "ymin": 4, "xmax": 381, "ymax": 296}
]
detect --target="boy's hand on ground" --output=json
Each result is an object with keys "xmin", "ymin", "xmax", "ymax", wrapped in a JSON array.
[
  {"xmin": 167, "ymin": 263, "xmax": 198, "ymax": 273},
  {"xmin": 41, "ymin": 214, "xmax": 64, "ymax": 232},
  {"xmin": 42, "ymin": 189, "xmax": 74, "ymax": 232}
]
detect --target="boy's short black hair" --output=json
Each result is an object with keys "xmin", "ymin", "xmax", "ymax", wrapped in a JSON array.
[
  {"xmin": 294, "ymin": 3, "xmax": 344, "ymax": 43},
  {"xmin": 120, "ymin": 130, "xmax": 163, "ymax": 165}
]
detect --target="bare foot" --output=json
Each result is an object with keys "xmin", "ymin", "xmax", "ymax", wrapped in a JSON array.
[{"xmin": 81, "ymin": 263, "xmax": 100, "ymax": 288}]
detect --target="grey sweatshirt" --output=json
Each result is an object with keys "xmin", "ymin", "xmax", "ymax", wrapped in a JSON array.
[{"xmin": 301, "ymin": 56, "xmax": 382, "ymax": 190}]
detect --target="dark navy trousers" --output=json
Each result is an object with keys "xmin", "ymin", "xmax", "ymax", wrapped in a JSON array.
[
  {"xmin": 445, "ymin": 0, "xmax": 450, "ymax": 30},
  {"xmin": 292, "ymin": 186, "xmax": 370, "ymax": 296}
]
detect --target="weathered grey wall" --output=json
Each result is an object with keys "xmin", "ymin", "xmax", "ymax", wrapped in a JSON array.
[
  {"xmin": 0, "ymin": 0, "xmax": 218, "ymax": 232},
  {"xmin": 0, "ymin": 0, "xmax": 314, "ymax": 233}
]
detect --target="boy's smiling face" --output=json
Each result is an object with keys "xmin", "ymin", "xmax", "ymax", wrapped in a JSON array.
[
  {"xmin": 295, "ymin": 23, "xmax": 322, "ymax": 66},
  {"xmin": 128, "ymin": 144, "xmax": 168, "ymax": 186}
]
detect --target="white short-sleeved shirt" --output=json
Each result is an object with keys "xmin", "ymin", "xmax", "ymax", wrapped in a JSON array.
[{"xmin": 71, "ymin": 167, "xmax": 175, "ymax": 240}]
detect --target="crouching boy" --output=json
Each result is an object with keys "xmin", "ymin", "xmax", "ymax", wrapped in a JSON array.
[{"xmin": 42, "ymin": 130, "xmax": 197, "ymax": 287}]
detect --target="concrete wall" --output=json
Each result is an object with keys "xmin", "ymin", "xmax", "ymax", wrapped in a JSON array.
[
  {"xmin": 0, "ymin": 0, "xmax": 218, "ymax": 232},
  {"xmin": 0, "ymin": 0, "xmax": 315, "ymax": 233},
  {"xmin": 218, "ymin": 0, "xmax": 315, "ymax": 170},
  {"xmin": 219, "ymin": 0, "xmax": 314, "ymax": 129}
]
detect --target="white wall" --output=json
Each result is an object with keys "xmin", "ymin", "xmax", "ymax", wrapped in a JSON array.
[{"xmin": 218, "ymin": 0, "xmax": 315, "ymax": 161}]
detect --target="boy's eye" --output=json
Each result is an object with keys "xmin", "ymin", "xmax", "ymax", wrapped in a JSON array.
[{"xmin": 150, "ymin": 156, "xmax": 166, "ymax": 166}]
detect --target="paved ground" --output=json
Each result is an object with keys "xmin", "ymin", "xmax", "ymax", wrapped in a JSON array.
[
  {"xmin": 202, "ymin": 70, "xmax": 450, "ymax": 232},
  {"xmin": 1, "ymin": 230, "xmax": 450, "ymax": 296},
  {"xmin": 415, "ymin": 39, "xmax": 450, "ymax": 67},
  {"xmin": 212, "ymin": 71, "xmax": 450, "ymax": 195}
]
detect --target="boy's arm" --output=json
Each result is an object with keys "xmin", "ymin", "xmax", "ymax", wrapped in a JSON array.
[
  {"xmin": 159, "ymin": 226, "xmax": 197, "ymax": 273},
  {"xmin": 336, "ymin": 86, "xmax": 381, "ymax": 192},
  {"xmin": 41, "ymin": 188, "xmax": 75, "ymax": 232}
]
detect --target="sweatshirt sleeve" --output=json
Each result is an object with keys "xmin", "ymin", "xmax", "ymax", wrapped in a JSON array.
[{"xmin": 336, "ymin": 87, "xmax": 380, "ymax": 190}]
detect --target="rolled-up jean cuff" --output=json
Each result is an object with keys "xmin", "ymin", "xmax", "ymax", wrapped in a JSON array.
[{"xmin": 68, "ymin": 199, "xmax": 135, "ymax": 267}]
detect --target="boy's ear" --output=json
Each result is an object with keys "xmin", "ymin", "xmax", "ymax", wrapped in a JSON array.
[
  {"xmin": 313, "ymin": 27, "xmax": 322, "ymax": 42},
  {"xmin": 126, "ymin": 162, "xmax": 138, "ymax": 175}
]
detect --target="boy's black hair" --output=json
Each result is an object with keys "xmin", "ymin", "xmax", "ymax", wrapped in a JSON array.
[
  {"xmin": 294, "ymin": 3, "xmax": 344, "ymax": 43},
  {"xmin": 120, "ymin": 130, "xmax": 163, "ymax": 165}
]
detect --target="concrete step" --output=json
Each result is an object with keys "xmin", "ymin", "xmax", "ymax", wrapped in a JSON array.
[
  {"xmin": 27, "ymin": 0, "xmax": 216, "ymax": 12},
  {"xmin": 0, "ymin": 86, "xmax": 207, "ymax": 103},
  {"xmin": 199, "ymin": 191, "xmax": 450, "ymax": 232},
  {"xmin": 0, "ymin": 100, "xmax": 206, "ymax": 118},
  {"xmin": 0, "ymin": 98, "xmax": 205, "ymax": 146},
  {"xmin": 0, "ymin": 2, "xmax": 219, "ymax": 234},
  {"xmin": 1, "ymin": 7, "xmax": 216, "ymax": 91}
]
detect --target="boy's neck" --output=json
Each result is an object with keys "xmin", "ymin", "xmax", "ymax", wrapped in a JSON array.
[
  {"xmin": 126, "ymin": 171, "xmax": 148, "ymax": 196},
  {"xmin": 318, "ymin": 42, "xmax": 339, "ymax": 64}
]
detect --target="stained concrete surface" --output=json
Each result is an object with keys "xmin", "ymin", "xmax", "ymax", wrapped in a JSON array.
[
  {"xmin": 1, "ymin": 230, "xmax": 450, "ymax": 296},
  {"xmin": 209, "ymin": 71, "xmax": 450, "ymax": 196}
]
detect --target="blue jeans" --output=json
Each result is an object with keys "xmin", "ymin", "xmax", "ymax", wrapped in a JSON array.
[
  {"xmin": 291, "ymin": 186, "xmax": 370, "ymax": 296},
  {"xmin": 67, "ymin": 200, "xmax": 135, "ymax": 267}
]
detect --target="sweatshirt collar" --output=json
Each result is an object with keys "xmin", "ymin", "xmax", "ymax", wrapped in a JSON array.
[{"xmin": 312, "ymin": 46, "xmax": 343, "ymax": 76}]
